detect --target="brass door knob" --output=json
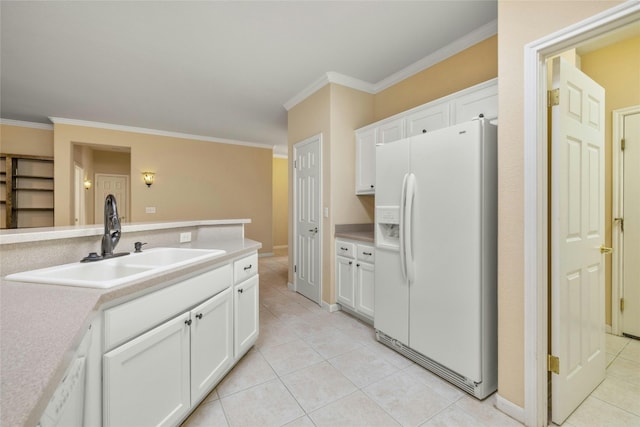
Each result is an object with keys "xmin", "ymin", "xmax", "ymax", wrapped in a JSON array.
[{"xmin": 600, "ymin": 245, "xmax": 613, "ymax": 255}]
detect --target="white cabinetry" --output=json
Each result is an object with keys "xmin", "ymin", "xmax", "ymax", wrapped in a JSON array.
[
  {"xmin": 355, "ymin": 128, "xmax": 376, "ymax": 194},
  {"xmin": 354, "ymin": 78, "xmax": 497, "ymax": 194},
  {"xmin": 102, "ymin": 252, "xmax": 259, "ymax": 426},
  {"xmin": 233, "ymin": 253, "xmax": 259, "ymax": 357},
  {"xmin": 335, "ymin": 238, "xmax": 375, "ymax": 322},
  {"xmin": 103, "ymin": 312, "xmax": 191, "ymax": 427}
]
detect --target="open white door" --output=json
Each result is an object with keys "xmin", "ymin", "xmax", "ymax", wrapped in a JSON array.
[
  {"xmin": 293, "ymin": 135, "xmax": 321, "ymax": 305},
  {"xmin": 550, "ymin": 57, "xmax": 606, "ymax": 424}
]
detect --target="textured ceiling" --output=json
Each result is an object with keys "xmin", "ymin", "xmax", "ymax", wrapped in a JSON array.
[{"xmin": 1, "ymin": 1, "xmax": 497, "ymax": 152}]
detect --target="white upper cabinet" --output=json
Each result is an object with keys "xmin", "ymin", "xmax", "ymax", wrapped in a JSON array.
[
  {"xmin": 451, "ymin": 83, "xmax": 498, "ymax": 124},
  {"xmin": 355, "ymin": 127, "xmax": 377, "ymax": 195},
  {"xmin": 405, "ymin": 101, "xmax": 450, "ymax": 137},
  {"xmin": 354, "ymin": 79, "xmax": 496, "ymax": 195}
]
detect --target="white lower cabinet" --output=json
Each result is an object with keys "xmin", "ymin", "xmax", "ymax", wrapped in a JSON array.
[
  {"xmin": 234, "ymin": 275, "xmax": 259, "ymax": 357},
  {"xmin": 102, "ymin": 252, "xmax": 259, "ymax": 426},
  {"xmin": 103, "ymin": 312, "xmax": 191, "ymax": 427},
  {"xmin": 190, "ymin": 288, "xmax": 233, "ymax": 403},
  {"xmin": 335, "ymin": 238, "xmax": 375, "ymax": 322}
]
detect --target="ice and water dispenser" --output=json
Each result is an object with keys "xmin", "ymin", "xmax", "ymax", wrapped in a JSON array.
[{"xmin": 375, "ymin": 206, "xmax": 400, "ymax": 250}]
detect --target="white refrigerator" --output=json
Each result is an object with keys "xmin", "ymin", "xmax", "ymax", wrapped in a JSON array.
[{"xmin": 374, "ymin": 119, "xmax": 497, "ymax": 399}]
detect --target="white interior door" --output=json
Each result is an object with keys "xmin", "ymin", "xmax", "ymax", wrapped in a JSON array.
[
  {"xmin": 550, "ymin": 57, "xmax": 606, "ymax": 425},
  {"xmin": 622, "ymin": 112, "xmax": 640, "ymax": 337},
  {"xmin": 95, "ymin": 174, "xmax": 129, "ymax": 224},
  {"xmin": 293, "ymin": 135, "xmax": 321, "ymax": 305},
  {"xmin": 74, "ymin": 164, "xmax": 86, "ymax": 225}
]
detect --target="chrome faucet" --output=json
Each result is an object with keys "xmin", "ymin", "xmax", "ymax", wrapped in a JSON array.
[{"xmin": 101, "ymin": 194, "xmax": 122, "ymax": 257}]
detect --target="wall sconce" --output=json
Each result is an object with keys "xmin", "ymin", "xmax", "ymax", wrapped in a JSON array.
[
  {"xmin": 142, "ymin": 172, "xmax": 155, "ymax": 187},
  {"xmin": 84, "ymin": 179, "xmax": 92, "ymax": 190}
]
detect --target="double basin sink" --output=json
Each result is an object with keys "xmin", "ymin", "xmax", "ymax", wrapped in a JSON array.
[{"xmin": 5, "ymin": 248, "xmax": 226, "ymax": 289}]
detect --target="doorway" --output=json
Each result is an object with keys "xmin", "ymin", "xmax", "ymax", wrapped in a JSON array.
[
  {"xmin": 612, "ymin": 107, "xmax": 640, "ymax": 338},
  {"xmin": 292, "ymin": 134, "xmax": 322, "ymax": 305},
  {"xmin": 523, "ymin": 3, "xmax": 640, "ymax": 426},
  {"xmin": 94, "ymin": 174, "xmax": 129, "ymax": 224}
]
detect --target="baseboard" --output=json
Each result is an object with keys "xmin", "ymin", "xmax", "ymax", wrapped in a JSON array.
[
  {"xmin": 606, "ymin": 324, "xmax": 612, "ymax": 334},
  {"xmin": 258, "ymin": 252, "xmax": 274, "ymax": 257},
  {"xmin": 495, "ymin": 394, "xmax": 525, "ymax": 424},
  {"xmin": 287, "ymin": 282, "xmax": 295, "ymax": 291},
  {"xmin": 322, "ymin": 301, "xmax": 340, "ymax": 312}
]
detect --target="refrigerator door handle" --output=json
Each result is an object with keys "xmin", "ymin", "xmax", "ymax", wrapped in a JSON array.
[
  {"xmin": 404, "ymin": 173, "xmax": 416, "ymax": 283},
  {"xmin": 399, "ymin": 173, "xmax": 409, "ymax": 281}
]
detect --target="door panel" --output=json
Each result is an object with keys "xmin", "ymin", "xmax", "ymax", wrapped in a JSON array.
[
  {"xmin": 551, "ymin": 57, "xmax": 606, "ymax": 425},
  {"xmin": 95, "ymin": 174, "xmax": 128, "ymax": 223},
  {"xmin": 622, "ymin": 112, "xmax": 640, "ymax": 337},
  {"xmin": 294, "ymin": 136, "xmax": 321, "ymax": 304}
]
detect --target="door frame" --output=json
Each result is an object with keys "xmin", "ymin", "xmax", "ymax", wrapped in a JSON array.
[
  {"xmin": 612, "ymin": 105, "xmax": 640, "ymax": 336},
  {"xmin": 523, "ymin": 3, "xmax": 640, "ymax": 426},
  {"xmin": 74, "ymin": 163, "xmax": 86, "ymax": 226},
  {"xmin": 292, "ymin": 134, "xmax": 323, "ymax": 304}
]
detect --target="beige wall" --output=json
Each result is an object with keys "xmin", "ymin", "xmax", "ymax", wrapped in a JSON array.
[
  {"xmin": 272, "ymin": 156, "xmax": 289, "ymax": 249},
  {"xmin": 581, "ymin": 34, "xmax": 640, "ymax": 326},
  {"xmin": 497, "ymin": 0, "xmax": 624, "ymax": 409},
  {"xmin": 53, "ymin": 123, "xmax": 273, "ymax": 253},
  {"xmin": 0, "ymin": 124, "xmax": 54, "ymax": 157},
  {"xmin": 374, "ymin": 36, "xmax": 497, "ymax": 120}
]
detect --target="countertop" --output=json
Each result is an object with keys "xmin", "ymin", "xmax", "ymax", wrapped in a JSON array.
[
  {"xmin": 334, "ymin": 230, "xmax": 375, "ymax": 243},
  {"xmin": 0, "ymin": 237, "xmax": 261, "ymax": 427}
]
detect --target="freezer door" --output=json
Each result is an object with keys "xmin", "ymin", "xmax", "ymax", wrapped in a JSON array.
[
  {"xmin": 408, "ymin": 121, "xmax": 484, "ymax": 383},
  {"xmin": 374, "ymin": 138, "xmax": 410, "ymax": 344}
]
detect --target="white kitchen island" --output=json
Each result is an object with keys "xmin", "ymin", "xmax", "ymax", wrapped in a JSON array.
[{"xmin": 0, "ymin": 219, "xmax": 261, "ymax": 427}]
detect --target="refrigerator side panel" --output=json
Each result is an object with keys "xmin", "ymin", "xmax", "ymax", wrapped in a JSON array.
[
  {"xmin": 409, "ymin": 122, "xmax": 483, "ymax": 383},
  {"xmin": 479, "ymin": 122, "xmax": 498, "ymax": 395},
  {"xmin": 374, "ymin": 139, "xmax": 410, "ymax": 344}
]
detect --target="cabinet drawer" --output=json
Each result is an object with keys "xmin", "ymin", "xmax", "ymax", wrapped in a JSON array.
[
  {"xmin": 234, "ymin": 253, "xmax": 258, "ymax": 283},
  {"xmin": 335, "ymin": 240, "xmax": 355, "ymax": 258},
  {"xmin": 357, "ymin": 244, "xmax": 375, "ymax": 263},
  {"xmin": 104, "ymin": 264, "xmax": 232, "ymax": 351}
]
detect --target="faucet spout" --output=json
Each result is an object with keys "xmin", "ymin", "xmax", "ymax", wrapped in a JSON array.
[{"xmin": 101, "ymin": 194, "xmax": 122, "ymax": 257}]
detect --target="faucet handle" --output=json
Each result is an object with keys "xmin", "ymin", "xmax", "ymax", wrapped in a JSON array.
[{"xmin": 134, "ymin": 242, "xmax": 147, "ymax": 253}]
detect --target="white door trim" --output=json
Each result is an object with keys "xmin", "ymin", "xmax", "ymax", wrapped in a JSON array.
[
  {"xmin": 523, "ymin": 3, "xmax": 640, "ymax": 426},
  {"xmin": 292, "ymin": 134, "xmax": 323, "ymax": 303},
  {"xmin": 612, "ymin": 105, "xmax": 640, "ymax": 336}
]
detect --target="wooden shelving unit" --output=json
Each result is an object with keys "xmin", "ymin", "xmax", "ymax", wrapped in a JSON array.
[{"xmin": 1, "ymin": 154, "xmax": 54, "ymax": 229}]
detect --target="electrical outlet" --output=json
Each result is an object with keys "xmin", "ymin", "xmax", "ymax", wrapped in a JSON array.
[
  {"xmin": 145, "ymin": 207, "xmax": 156, "ymax": 214},
  {"xmin": 179, "ymin": 232, "xmax": 192, "ymax": 243}
]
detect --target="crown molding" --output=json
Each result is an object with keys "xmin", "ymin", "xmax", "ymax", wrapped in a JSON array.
[
  {"xmin": 283, "ymin": 19, "xmax": 497, "ymax": 110},
  {"xmin": 48, "ymin": 117, "xmax": 272, "ymax": 150},
  {"xmin": 373, "ymin": 19, "xmax": 497, "ymax": 92},
  {"xmin": 0, "ymin": 118, "xmax": 53, "ymax": 130}
]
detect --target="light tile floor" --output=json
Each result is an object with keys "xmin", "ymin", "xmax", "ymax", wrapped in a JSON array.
[{"xmin": 182, "ymin": 255, "xmax": 640, "ymax": 427}]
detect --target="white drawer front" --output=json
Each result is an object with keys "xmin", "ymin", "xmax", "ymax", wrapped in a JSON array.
[
  {"xmin": 104, "ymin": 264, "xmax": 232, "ymax": 351},
  {"xmin": 357, "ymin": 244, "xmax": 375, "ymax": 263},
  {"xmin": 335, "ymin": 240, "xmax": 355, "ymax": 258},
  {"xmin": 233, "ymin": 253, "xmax": 258, "ymax": 284}
]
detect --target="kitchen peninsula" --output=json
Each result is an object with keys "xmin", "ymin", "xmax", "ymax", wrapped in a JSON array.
[{"xmin": 1, "ymin": 219, "xmax": 261, "ymax": 427}]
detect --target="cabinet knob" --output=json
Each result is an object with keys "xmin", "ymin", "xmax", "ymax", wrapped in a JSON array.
[
  {"xmin": 357, "ymin": 263, "xmax": 361, "ymax": 267},
  {"xmin": 185, "ymin": 319, "xmax": 192, "ymax": 326},
  {"xmin": 370, "ymin": 184, "xmax": 375, "ymax": 188},
  {"xmin": 244, "ymin": 264, "xmax": 252, "ymax": 271},
  {"xmin": 348, "ymin": 261, "xmax": 352, "ymax": 265},
  {"xmin": 340, "ymin": 247, "xmax": 348, "ymax": 251},
  {"xmin": 196, "ymin": 313, "xmax": 203, "ymax": 320},
  {"xmin": 422, "ymin": 129, "xmax": 427, "ymax": 133},
  {"xmin": 238, "ymin": 288, "xmax": 244, "ymax": 294},
  {"xmin": 363, "ymin": 252, "xmax": 372, "ymax": 256}
]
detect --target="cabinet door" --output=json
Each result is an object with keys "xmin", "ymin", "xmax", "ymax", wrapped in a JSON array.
[
  {"xmin": 405, "ymin": 102, "xmax": 450, "ymax": 137},
  {"xmin": 336, "ymin": 256, "xmax": 356, "ymax": 309},
  {"xmin": 356, "ymin": 261, "xmax": 375, "ymax": 319},
  {"xmin": 103, "ymin": 312, "xmax": 190, "ymax": 427},
  {"xmin": 452, "ymin": 84, "xmax": 498, "ymax": 124},
  {"xmin": 234, "ymin": 275, "xmax": 259, "ymax": 358},
  {"xmin": 355, "ymin": 128, "xmax": 376, "ymax": 194},
  {"xmin": 378, "ymin": 118, "xmax": 404, "ymax": 144},
  {"xmin": 191, "ymin": 288, "xmax": 233, "ymax": 404}
]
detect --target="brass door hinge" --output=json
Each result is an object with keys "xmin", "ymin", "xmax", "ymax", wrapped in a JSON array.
[
  {"xmin": 548, "ymin": 89, "xmax": 560, "ymax": 107},
  {"xmin": 621, "ymin": 138, "xmax": 626, "ymax": 151},
  {"xmin": 621, "ymin": 298, "xmax": 625, "ymax": 312},
  {"xmin": 548, "ymin": 354, "xmax": 560, "ymax": 374}
]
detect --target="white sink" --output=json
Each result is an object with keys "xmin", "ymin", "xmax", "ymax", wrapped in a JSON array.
[{"xmin": 5, "ymin": 247, "xmax": 226, "ymax": 289}]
